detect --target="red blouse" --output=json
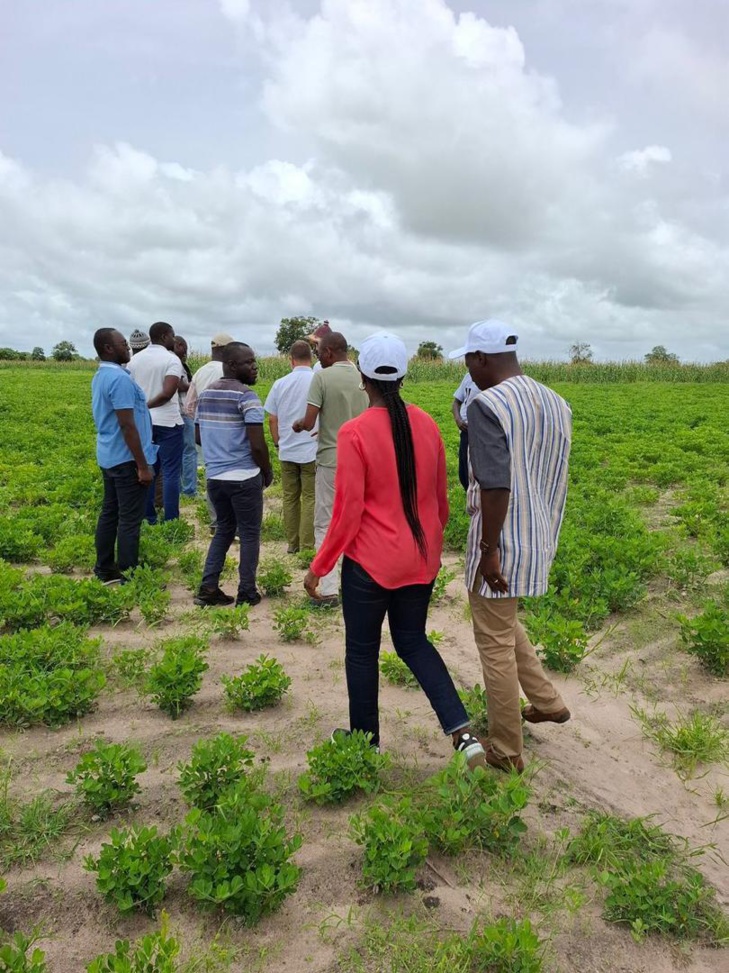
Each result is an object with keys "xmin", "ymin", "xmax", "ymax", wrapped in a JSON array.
[{"xmin": 310, "ymin": 405, "xmax": 449, "ymax": 589}]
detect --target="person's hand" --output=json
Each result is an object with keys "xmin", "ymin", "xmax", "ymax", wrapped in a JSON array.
[
  {"xmin": 137, "ymin": 465, "xmax": 154, "ymax": 486},
  {"xmin": 479, "ymin": 549, "xmax": 508, "ymax": 594},
  {"xmin": 292, "ymin": 419, "xmax": 305, "ymax": 433},
  {"xmin": 456, "ymin": 417, "xmax": 467, "ymax": 432},
  {"xmin": 303, "ymin": 569, "xmax": 321, "ymax": 600},
  {"xmin": 263, "ymin": 470, "xmax": 274, "ymax": 489}
]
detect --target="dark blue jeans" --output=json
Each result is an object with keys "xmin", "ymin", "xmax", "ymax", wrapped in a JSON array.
[
  {"xmin": 95, "ymin": 462, "xmax": 149, "ymax": 579},
  {"xmin": 341, "ymin": 557, "xmax": 469, "ymax": 748},
  {"xmin": 145, "ymin": 424, "xmax": 184, "ymax": 524},
  {"xmin": 202, "ymin": 475, "xmax": 263, "ymax": 600},
  {"xmin": 181, "ymin": 415, "xmax": 197, "ymax": 497}
]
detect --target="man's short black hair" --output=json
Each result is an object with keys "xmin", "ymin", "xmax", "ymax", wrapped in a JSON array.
[
  {"xmin": 222, "ymin": 341, "xmax": 252, "ymax": 364},
  {"xmin": 149, "ymin": 321, "xmax": 173, "ymax": 343},
  {"xmin": 320, "ymin": 332, "xmax": 348, "ymax": 355},
  {"xmin": 93, "ymin": 327, "xmax": 117, "ymax": 357}
]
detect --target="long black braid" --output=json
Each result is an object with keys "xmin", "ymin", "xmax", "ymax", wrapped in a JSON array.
[{"xmin": 368, "ymin": 375, "xmax": 428, "ymax": 560}]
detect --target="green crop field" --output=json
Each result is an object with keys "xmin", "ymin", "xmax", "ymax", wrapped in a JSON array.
[{"xmin": 0, "ymin": 363, "xmax": 727, "ymax": 972}]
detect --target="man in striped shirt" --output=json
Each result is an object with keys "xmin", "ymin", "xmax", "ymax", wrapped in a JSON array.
[
  {"xmin": 194, "ymin": 342, "xmax": 272, "ymax": 608},
  {"xmin": 449, "ymin": 320, "xmax": 572, "ymax": 773}
]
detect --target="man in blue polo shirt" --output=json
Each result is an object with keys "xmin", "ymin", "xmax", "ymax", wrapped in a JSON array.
[{"xmin": 91, "ymin": 328, "xmax": 157, "ymax": 583}]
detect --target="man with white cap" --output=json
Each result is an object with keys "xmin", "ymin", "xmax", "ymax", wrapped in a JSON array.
[
  {"xmin": 185, "ymin": 332, "xmax": 235, "ymax": 530},
  {"xmin": 449, "ymin": 319, "xmax": 572, "ymax": 773}
]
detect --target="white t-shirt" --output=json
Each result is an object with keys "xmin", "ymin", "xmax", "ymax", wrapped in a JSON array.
[
  {"xmin": 185, "ymin": 360, "xmax": 224, "ymax": 418},
  {"xmin": 453, "ymin": 373, "xmax": 477, "ymax": 424},
  {"xmin": 264, "ymin": 366, "xmax": 318, "ymax": 464},
  {"xmin": 128, "ymin": 344, "xmax": 183, "ymax": 427}
]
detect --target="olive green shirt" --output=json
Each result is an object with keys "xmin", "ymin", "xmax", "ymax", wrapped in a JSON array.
[{"xmin": 307, "ymin": 362, "xmax": 368, "ymax": 468}]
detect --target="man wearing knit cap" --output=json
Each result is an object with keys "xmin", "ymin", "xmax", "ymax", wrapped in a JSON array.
[
  {"xmin": 186, "ymin": 332, "xmax": 235, "ymax": 530},
  {"xmin": 449, "ymin": 319, "xmax": 572, "ymax": 774},
  {"xmin": 129, "ymin": 329, "xmax": 150, "ymax": 355}
]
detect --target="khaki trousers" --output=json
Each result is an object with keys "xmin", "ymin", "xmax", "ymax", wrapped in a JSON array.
[
  {"xmin": 280, "ymin": 460, "xmax": 316, "ymax": 552},
  {"xmin": 314, "ymin": 464, "xmax": 339, "ymax": 597},
  {"xmin": 468, "ymin": 592, "xmax": 565, "ymax": 759}
]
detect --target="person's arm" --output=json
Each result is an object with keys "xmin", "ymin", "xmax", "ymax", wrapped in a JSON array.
[
  {"xmin": 452, "ymin": 396, "xmax": 467, "ymax": 432},
  {"xmin": 115, "ymin": 409, "xmax": 153, "ymax": 485},
  {"xmin": 247, "ymin": 425, "xmax": 273, "ymax": 487},
  {"xmin": 147, "ymin": 374, "xmax": 180, "ymax": 410},
  {"xmin": 268, "ymin": 415, "xmax": 280, "ymax": 447},
  {"xmin": 467, "ymin": 398, "xmax": 511, "ymax": 594},
  {"xmin": 305, "ymin": 428, "xmax": 365, "ymax": 597},
  {"xmin": 292, "ymin": 402, "xmax": 320, "ymax": 433}
]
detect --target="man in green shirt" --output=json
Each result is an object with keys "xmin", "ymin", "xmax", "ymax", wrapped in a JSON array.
[{"xmin": 293, "ymin": 332, "xmax": 367, "ymax": 604}]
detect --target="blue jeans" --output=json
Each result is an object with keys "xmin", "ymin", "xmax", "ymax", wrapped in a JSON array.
[
  {"xmin": 95, "ymin": 462, "xmax": 149, "ymax": 579},
  {"xmin": 145, "ymin": 424, "xmax": 184, "ymax": 524},
  {"xmin": 181, "ymin": 415, "xmax": 197, "ymax": 497},
  {"xmin": 458, "ymin": 428, "xmax": 469, "ymax": 491},
  {"xmin": 341, "ymin": 557, "xmax": 469, "ymax": 748},
  {"xmin": 202, "ymin": 475, "xmax": 263, "ymax": 600}
]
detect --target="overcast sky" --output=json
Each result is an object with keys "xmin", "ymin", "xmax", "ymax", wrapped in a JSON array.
[{"xmin": 1, "ymin": 0, "xmax": 727, "ymax": 360}]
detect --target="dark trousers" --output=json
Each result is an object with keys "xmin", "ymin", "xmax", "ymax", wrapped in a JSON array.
[
  {"xmin": 94, "ymin": 462, "xmax": 148, "ymax": 579},
  {"xmin": 145, "ymin": 424, "xmax": 184, "ymax": 524},
  {"xmin": 202, "ymin": 476, "xmax": 263, "ymax": 600},
  {"xmin": 341, "ymin": 557, "xmax": 469, "ymax": 748},
  {"xmin": 458, "ymin": 427, "xmax": 470, "ymax": 491}
]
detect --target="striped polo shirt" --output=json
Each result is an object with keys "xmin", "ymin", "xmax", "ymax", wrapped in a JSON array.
[
  {"xmin": 195, "ymin": 379, "xmax": 265, "ymax": 480},
  {"xmin": 465, "ymin": 375, "xmax": 572, "ymax": 598}
]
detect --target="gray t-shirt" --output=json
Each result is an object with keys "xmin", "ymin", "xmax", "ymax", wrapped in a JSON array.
[{"xmin": 467, "ymin": 396, "xmax": 511, "ymax": 489}]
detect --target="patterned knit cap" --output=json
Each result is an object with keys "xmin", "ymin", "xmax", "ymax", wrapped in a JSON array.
[{"xmin": 129, "ymin": 329, "xmax": 150, "ymax": 350}]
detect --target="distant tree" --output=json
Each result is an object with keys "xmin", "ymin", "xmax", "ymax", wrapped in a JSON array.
[
  {"xmin": 51, "ymin": 341, "xmax": 80, "ymax": 362},
  {"xmin": 645, "ymin": 345, "xmax": 679, "ymax": 365},
  {"xmin": 416, "ymin": 341, "xmax": 444, "ymax": 360},
  {"xmin": 0, "ymin": 348, "xmax": 28, "ymax": 361},
  {"xmin": 274, "ymin": 316, "xmax": 320, "ymax": 355},
  {"xmin": 569, "ymin": 342, "xmax": 593, "ymax": 364},
  {"xmin": 31, "ymin": 346, "xmax": 45, "ymax": 361}
]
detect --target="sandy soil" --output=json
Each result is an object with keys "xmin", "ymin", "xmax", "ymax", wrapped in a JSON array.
[{"xmin": 1, "ymin": 531, "xmax": 727, "ymax": 973}]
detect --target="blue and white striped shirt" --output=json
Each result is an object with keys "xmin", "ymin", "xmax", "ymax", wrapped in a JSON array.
[
  {"xmin": 465, "ymin": 375, "xmax": 572, "ymax": 598},
  {"xmin": 195, "ymin": 379, "xmax": 265, "ymax": 479}
]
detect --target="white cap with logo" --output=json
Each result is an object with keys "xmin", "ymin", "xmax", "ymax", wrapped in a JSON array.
[
  {"xmin": 448, "ymin": 319, "xmax": 518, "ymax": 359},
  {"xmin": 358, "ymin": 331, "xmax": 408, "ymax": 381}
]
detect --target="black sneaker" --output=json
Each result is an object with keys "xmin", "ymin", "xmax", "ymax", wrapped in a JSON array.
[
  {"xmin": 235, "ymin": 592, "xmax": 262, "ymax": 607},
  {"xmin": 194, "ymin": 586, "xmax": 234, "ymax": 607},
  {"xmin": 453, "ymin": 731, "xmax": 488, "ymax": 771},
  {"xmin": 95, "ymin": 570, "xmax": 123, "ymax": 586}
]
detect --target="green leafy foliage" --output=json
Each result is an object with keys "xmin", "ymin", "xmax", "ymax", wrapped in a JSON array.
[
  {"xmin": 632, "ymin": 706, "xmax": 729, "ymax": 777},
  {"xmin": 350, "ymin": 799, "xmax": 428, "ymax": 893},
  {"xmin": 0, "ymin": 574, "xmax": 131, "ymax": 632},
  {"xmin": 221, "ymin": 656, "xmax": 292, "ymax": 712},
  {"xmin": 143, "ymin": 636, "xmax": 208, "ymax": 719},
  {"xmin": 84, "ymin": 825, "xmax": 179, "ymax": 915},
  {"xmin": 0, "ymin": 623, "xmax": 106, "ymax": 727},
  {"xmin": 179, "ymin": 785, "xmax": 301, "ymax": 923},
  {"xmin": 176, "ymin": 548, "xmax": 204, "ymax": 592},
  {"xmin": 202, "ymin": 604, "xmax": 250, "ymax": 640},
  {"xmin": 66, "ymin": 740, "xmax": 147, "ymax": 818},
  {"xmin": 431, "ymin": 566, "xmax": 456, "ymax": 603},
  {"xmin": 177, "ymin": 733, "xmax": 256, "ymax": 810},
  {"xmin": 110, "ymin": 648, "xmax": 150, "ymax": 689},
  {"xmin": 258, "ymin": 559, "xmax": 292, "ymax": 596},
  {"xmin": 85, "ymin": 916, "xmax": 180, "ymax": 973},
  {"xmin": 298, "ymin": 731, "xmax": 390, "ymax": 804},
  {"xmin": 458, "ymin": 683, "xmax": 489, "ymax": 737},
  {"xmin": 379, "ymin": 651, "xmax": 418, "ymax": 688},
  {"xmin": 679, "ymin": 596, "xmax": 729, "ymax": 676},
  {"xmin": 0, "ymin": 932, "xmax": 48, "ymax": 972},
  {"xmin": 0, "ymin": 769, "xmax": 75, "ymax": 869},
  {"xmin": 124, "ymin": 564, "xmax": 171, "ymax": 627},
  {"xmin": 524, "ymin": 608, "xmax": 589, "ymax": 672},
  {"xmin": 272, "ymin": 606, "xmax": 317, "ymax": 643},
  {"xmin": 418, "ymin": 753, "xmax": 529, "ymax": 855},
  {"xmin": 47, "ymin": 534, "xmax": 96, "ymax": 573},
  {"xmin": 294, "ymin": 548, "xmax": 316, "ymax": 570}
]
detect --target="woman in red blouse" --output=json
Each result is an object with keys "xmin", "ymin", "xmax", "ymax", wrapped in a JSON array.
[{"xmin": 304, "ymin": 332, "xmax": 486, "ymax": 768}]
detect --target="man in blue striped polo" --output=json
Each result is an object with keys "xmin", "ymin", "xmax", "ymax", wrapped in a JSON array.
[{"xmin": 449, "ymin": 320, "xmax": 572, "ymax": 773}]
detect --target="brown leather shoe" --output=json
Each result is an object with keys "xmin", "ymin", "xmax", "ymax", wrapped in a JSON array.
[
  {"xmin": 522, "ymin": 704, "xmax": 571, "ymax": 724},
  {"xmin": 484, "ymin": 745, "xmax": 525, "ymax": 774}
]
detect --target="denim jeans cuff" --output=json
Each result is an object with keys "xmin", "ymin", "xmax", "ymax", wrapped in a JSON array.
[{"xmin": 443, "ymin": 720, "xmax": 470, "ymax": 737}]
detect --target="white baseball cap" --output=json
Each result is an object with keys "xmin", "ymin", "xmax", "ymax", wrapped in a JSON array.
[
  {"xmin": 448, "ymin": 319, "xmax": 518, "ymax": 359},
  {"xmin": 358, "ymin": 331, "xmax": 408, "ymax": 381}
]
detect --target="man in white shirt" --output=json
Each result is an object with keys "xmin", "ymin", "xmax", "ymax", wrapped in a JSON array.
[
  {"xmin": 264, "ymin": 340, "xmax": 318, "ymax": 553},
  {"xmin": 128, "ymin": 321, "xmax": 184, "ymax": 524},
  {"xmin": 452, "ymin": 371, "xmax": 477, "ymax": 491},
  {"xmin": 185, "ymin": 332, "xmax": 235, "ymax": 530}
]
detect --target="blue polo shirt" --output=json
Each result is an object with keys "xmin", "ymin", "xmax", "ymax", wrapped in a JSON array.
[{"xmin": 91, "ymin": 362, "xmax": 157, "ymax": 469}]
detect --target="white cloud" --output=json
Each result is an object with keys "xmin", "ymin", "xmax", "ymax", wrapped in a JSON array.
[
  {"xmin": 618, "ymin": 145, "xmax": 672, "ymax": 174},
  {"xmin": 0, "ymin": 0, "xmax": 727, "ymax": 362}
]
